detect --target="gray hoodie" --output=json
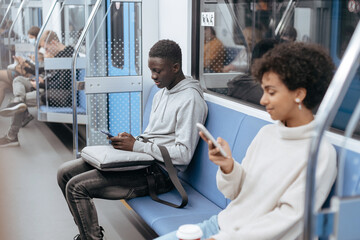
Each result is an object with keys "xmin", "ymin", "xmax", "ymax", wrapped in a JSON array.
[{"xmin": 133, "ymin": 76, "xmax": 208, "ymax": 169}]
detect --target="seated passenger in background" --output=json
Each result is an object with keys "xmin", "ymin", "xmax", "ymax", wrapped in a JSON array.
[
  {"xmin": 280, "ymin": 26, "xmax": 297, "ymax": 42},
  {"xmin": 222, "ymin": 26, "xmax": 262, "ymax": 73},
  {"xmin": 227, "ymin": 38, "xmax": 279, "ymax": 104},
  {"xmin": 0, "ymin": 26, "xmax": 40, "ymax": 106},
  {"xmin": 37, "ymin": 30, "xmax": 75, "ymax": 107},
  {"xmin": 203, "ymin": 26, "xmax": 225, "ymax": 73},
  {"xmin": 156, "ymin": 42, "xmax": 337, "ymax": 240},
  {"xmin": 0, "ymin": 30, "xmax": 72, "ymax": 147},
  {"xmin": 57, "ymin": 40, "xmax": 208, "ymax": 240}
]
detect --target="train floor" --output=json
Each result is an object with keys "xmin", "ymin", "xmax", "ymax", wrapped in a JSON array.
[{"xmin": 0, "ymin": 94, "xmax": 156, "ymax": 240}]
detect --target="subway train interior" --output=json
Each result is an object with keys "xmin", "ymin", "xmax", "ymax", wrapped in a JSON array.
[{"xmin": 0, "ymin": 0, "xmax": 359, "ymax": 239}]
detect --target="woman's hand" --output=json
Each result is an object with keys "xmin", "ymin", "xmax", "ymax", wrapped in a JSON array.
[{"xmin": 199, "ymin": 132, "xmax": 234, "ymax": 174}]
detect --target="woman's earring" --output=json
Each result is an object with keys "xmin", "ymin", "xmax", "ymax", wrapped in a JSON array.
[{"xmin": 295, "ymin": 98, "xmax": 302, "ymax": 110}]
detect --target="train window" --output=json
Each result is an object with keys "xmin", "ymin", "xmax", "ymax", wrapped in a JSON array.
[
  {"xmin": 195, "ymin": 1, "xmax": 333, "ymax": 103},
  {"xmin": 337, "ymin": 0, "xmax": 359, "ymax": 58},
  {"xmin": 332, "ymin": 0, "xmax": 360, "ymax": 136},
  {"xmin": 62, "ymin": 5, "xmax": 85, "ymax": 47},
  {"xmin": 194, "ymin": 1, "xmax": 360, "ymax": 137},
  {"xmin": 196, "ymin": 0, "xmax": 300, "ymax": 108}
]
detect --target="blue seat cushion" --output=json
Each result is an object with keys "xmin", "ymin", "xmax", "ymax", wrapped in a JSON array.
[{"xmin": 127, "ymin": 180, "xmax": 222, "ymax": 236}]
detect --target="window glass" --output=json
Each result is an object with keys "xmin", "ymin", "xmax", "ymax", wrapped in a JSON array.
[
  {"xmin": 337, "ymin": 0, "xmax": 359, "ymax": 58},
  {"xmin": 196, "ymin": 0, "xmax": 360, "ymax": 136},
  {"xmin": 199, "ymin": 1, "xmax": 300, "ymax": 106}
]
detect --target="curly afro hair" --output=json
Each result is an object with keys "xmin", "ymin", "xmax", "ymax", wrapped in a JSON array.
[
  {"xmin": 251, "ymin": 42, "xmax": 335, "ymax": 110},
  {"xmin": 149, "ymin": 39, "xmax": 182, "ymax": 67}
]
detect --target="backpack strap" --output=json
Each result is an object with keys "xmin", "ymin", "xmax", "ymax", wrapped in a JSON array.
[{"xmin": 141, "ymin": 137, "xmax": 188, "ymax": 208}]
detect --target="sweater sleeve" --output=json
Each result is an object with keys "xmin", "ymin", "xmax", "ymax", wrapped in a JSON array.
[
  {"xmin": 216, "ymin": 130, "xmax": 262, "ymax": 200},
  {"xmin": 216, "ymin": 161, "xmax": 245, "ymax": 200},
  {"xmin": 212, "ymin": 184, "xmax": 306, "ymax": 240},
  {"xmin": 133, "ymin": 94, "xmax": 207, "ymax": 166},
  {"xmin": 212, "ymin": 141, "xmax": 337, "ymax": 240}
]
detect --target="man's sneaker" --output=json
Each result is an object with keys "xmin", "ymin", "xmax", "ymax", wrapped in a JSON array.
[
  {"xmin": 100, "ymin": 226, "xmax": 106, "ymax": 240},
  {"xmin": 0, "ymin": 102, "xmax": 27, "ymax": 117},
  {"xmin": 0, "ymin": 135, "xmax": 19, "ymax": 148},
  {"xmin": 22, "ymin": 112, "xmax": 34, "ymax": 127}
]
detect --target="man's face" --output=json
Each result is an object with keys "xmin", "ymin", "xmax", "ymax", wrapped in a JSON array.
[{"xmin": 148, "ymin": 57, "xmax": 178, "ymax": 90}]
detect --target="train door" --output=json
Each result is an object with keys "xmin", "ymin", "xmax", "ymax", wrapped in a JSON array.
[{"xmin": 83, "ymin": 0, "xmax": 143, "ymax": 148}]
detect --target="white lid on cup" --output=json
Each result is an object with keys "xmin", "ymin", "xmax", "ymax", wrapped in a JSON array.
[{"xmin": 176, "ymin": 224, "xmax": 203, "ymax": 239}]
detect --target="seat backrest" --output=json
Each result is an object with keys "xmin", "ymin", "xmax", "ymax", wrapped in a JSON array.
[
  {"xmin": 142, "ymin": 85, "xmax": 160, "ymax": 130},
  {"xmin": 179, "ymin": 101, "xmax": 248, "ymax": 209}
]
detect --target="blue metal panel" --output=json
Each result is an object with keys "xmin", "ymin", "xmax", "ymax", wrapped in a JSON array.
[
  {"xmin": 106, "ymin": 2, "xmax": 136, "ymax": 76},
  {"xmin": 130, "ymin": 91, "xmax": 141, "ymax": 136},
  {"xmin": 108, "ymin": 93, "xmax": 130, "ymax": 135},
  {"xmin": 106, "ymin": 1, "xmax": 141, "ymax": 136}
]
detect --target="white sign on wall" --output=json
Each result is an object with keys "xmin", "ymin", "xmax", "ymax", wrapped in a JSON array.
[{"xmin": 201, "ymin": 12, "xmax": 215, "ymax": 26}]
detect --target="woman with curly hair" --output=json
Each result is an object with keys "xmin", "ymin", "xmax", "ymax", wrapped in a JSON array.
[{"xmin": 157, "ymin": 42, "xmax": 337, "ymax": 240}]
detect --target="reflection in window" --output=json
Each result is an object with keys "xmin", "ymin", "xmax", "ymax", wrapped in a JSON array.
[
  {"xmin": 199, "ymin": 1, "xmax": 289, "ymax": 105},
  {"xmin": 337, "ymin": 0, "xmax": 359, "ymax": 58}
]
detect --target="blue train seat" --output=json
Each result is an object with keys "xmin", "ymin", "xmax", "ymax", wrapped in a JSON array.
[
  {"xmin": 127, "ymin": 85, "xmax": 360, "ymax": 237},
  {"xmin": 39, "ymin": 69, "xmax": 86, "ymax": 115},
  {"xmin": 127, "ymin": 85, "xmax": 270, "ymax": 235}
]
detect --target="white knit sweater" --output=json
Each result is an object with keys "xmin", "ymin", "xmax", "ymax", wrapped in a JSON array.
[{"xmin": 213, "ymin": 121, "xmax": 337, "ymax": 240}]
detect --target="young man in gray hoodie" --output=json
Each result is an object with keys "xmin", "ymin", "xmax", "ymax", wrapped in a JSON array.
[{"xmin": 57, "ymin": 39, "xmax": 208, "ymax": 240}]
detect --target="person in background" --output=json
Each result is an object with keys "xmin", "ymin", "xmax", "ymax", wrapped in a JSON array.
[
  {"xmin": 204, "ymin": 26, "xmax": 225, "ymax": 73},
  {"xmin": 0, "ymin": 30, "xmax": 70, "ymax": 147},
  {"xmin": 222, "ymin": 26, "xmax": 262, "ymax": 73},
  {"xmin": 57, "ymin": 39, "xmax": 208, "ymax": 240},
  {"xmin": 280, "ymin": 26, "xmax": 297, "ymax": 42},
  {"xmin": 0, "ymin": 26, "xmax": 40, "ymax": 106},
  {"xmin": 227, "ymin": 38, "xmax": 279, "ymax": 104},
  {"xmin": 156, "ymin": 42, "xmax": 337, "ymax": 240}
]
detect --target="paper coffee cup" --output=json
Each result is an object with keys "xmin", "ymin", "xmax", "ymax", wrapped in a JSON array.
[{"xmin": 176, "ymin": 224, "xmax": 203, "ymax": 240}]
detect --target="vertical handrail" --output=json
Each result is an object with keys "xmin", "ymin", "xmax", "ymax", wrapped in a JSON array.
[
  {"xmin": 34, "ymin": 0, "xmax": 59, "ymax": 114},
  {"xmin": 71, "ymin": 0, "xmax": 103, "ymax": 158},
  {"xmin": 303, "ymin": 21, "xmax": 360, "ymax": 240},
  {"xmin": 274, "ymin": 0, "xmax": 297, "ymax": 37},
  {"xmin": 7, "ymin": 0, "xmax": 26, "ymax": 62},
  {"xmin": 0, "ymin": 0, "xmax": 15, "ymax": 29}
]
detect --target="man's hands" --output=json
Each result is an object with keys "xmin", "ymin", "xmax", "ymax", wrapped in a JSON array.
[{"xmin": 109, "ymin": 132, "xmax": 136, "ymax": 151}]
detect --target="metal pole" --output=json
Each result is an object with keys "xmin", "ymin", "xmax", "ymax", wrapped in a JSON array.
[
  {"xmin": 34, "ymin": 0, "xmax": 59, "ymax": 115},
  {"xmin": 71, "ymin": 0, "xmax": 103, "ymax": 158},
  {"xmin": 7, "ymin": 0, "xmax": 26, "ymax": 62},
  {"xmin": 303, "ymin": 21, "xmax": 360, "ymax": 240},
  {"xmin": 274, "ymin": 0, "xmax": 296, "ymax": 37},
  {"xmin": 0, "ymin": 0, "xmax": 15, "ymax": 29}
]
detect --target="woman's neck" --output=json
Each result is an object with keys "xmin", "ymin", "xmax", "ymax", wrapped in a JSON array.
[{"xmin": 283, "ymin": 108, "xmax": 314, "ymax": 127}]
